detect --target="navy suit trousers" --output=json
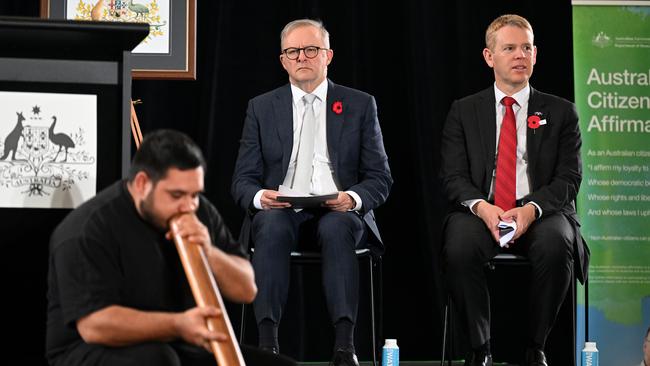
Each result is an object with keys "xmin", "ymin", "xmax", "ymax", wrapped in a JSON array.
[{"xmin": 251, "ymin": 209, "xmax": 366, "ymax": 326}]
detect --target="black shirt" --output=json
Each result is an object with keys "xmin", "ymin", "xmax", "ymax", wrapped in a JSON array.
[{"xmin": 45, "ymin": 180, "xmax": 245, "ymax": 362}]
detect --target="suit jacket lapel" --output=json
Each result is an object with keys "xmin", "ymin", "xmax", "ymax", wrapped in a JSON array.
[
  {"xmin": 326, "ymin": 79, "xmax": 344, "ymax": 173},
  {"xmin": 526, "ymin": 87, "xmax": 546, "ymax": 184},
  {"xmin": 273, "ymin": 84, "xmax": 294, "ymax": 178},
  {"xmin": 477, "ymin": 88, "xmax": 497, "ymax": 191}
]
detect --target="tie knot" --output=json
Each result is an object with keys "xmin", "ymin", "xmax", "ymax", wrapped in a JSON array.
[
  {"xmin": 501, "ymin": 96, "xmax": 516, "ymax": 107},
  {"xmin": 303, "ymin": 94, "xmax": 317, "ymax": 106}
]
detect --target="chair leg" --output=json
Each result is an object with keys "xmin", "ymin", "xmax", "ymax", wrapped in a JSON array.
[
  {"xmin": 239, "ymin": 303, "xmax": 246, "ymax": 344},
  {"xmin": 441, "ymin": 302, "xmax": 449, "ymax": 366},
  {"xmin": 369, "ymin": 255, "xmax": 377, "ymax": 366},
  {"xmin": 446, "ymin": 297, "xmax": 453, "ymax": 366},
  {"xmin": 378, "ymin": 258, "xmax": 384, "ymax": 362},
  {"xmin": 584, "ymin": 275, "xmax": 589, "ymax": 343},
  {"xmin": 572, "ymin": 269, "xmax": 577, "ymax": 366}
]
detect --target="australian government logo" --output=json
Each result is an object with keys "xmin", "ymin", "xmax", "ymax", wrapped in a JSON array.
[
  {"xmin": 0, "ymin": 94, "xmax": 97, "ymax": 208},
  {"xmin": 592, "ymin": 31, "xmax": 650, "ymax": 49},
  {"xmin": 592, "ymin": 31, "xmax": 612, "ymax": 48}
]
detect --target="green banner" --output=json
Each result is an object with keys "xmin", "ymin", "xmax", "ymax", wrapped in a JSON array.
[{"xmin": 572, "ymin": 2, "xmax": 650, "ymax": 365}]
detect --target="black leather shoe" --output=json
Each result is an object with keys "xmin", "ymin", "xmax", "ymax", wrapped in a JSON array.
[
  {"xmin": 260, "ymin": 345, "xmax": 279, "ymax": 355},
  {"xmin": 331, "ymin": 348, "xmax": 359, "ymax": 366},
  {"xmin": 525, "ymin": 347, "xmax": 548, "ymax": 366},
  {"xmin": 464, "ymin": 351, "xmax": 493, "ymax": 366}
]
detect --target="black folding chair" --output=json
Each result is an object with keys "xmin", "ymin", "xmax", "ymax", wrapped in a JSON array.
[{"xmin": 240, "ymin": 248, "xmax": 382, "ymax": 366}]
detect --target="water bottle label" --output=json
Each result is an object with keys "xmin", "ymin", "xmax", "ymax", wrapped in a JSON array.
[
  {"xmin": 382, "ymin": 348, "xmax": 399, "ymax": 366},
  {"xmin": 581, "ymin": 350, "xmax": 598, "ymax": 366}
]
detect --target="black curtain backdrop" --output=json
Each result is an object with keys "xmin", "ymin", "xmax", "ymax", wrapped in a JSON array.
[{"xmin": 0, "ymin": 1, "xmax": 576, "ymax": 364}]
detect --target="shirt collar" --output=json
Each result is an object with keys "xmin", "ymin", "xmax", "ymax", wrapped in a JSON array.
[
  {"xmin": 493, "ymin": 83, "xmax": 530, "ymax": 108},
  {"xmin": 290, "ymin": 79, "xmax": 328, "ymax": 105}
]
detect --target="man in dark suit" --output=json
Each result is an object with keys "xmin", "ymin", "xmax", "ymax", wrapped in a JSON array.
[
  {"xmin": 232, "ymin": 19, "xmax": 392, "ymax": 366},
  {"xmin": 440, "ymin": 14, "xmax": 589, "ymax": 366}
]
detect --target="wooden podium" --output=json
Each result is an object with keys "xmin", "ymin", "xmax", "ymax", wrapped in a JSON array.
[{"xmin": 0, "ymin": 17, "xmax": 148, "ymax": 363}]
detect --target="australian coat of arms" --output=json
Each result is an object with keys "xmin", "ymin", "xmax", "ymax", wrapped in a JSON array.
[
  {"xmin": 0, "ymin": 98, "xmax": 97, "ymax": 208},
  {"xmin": 70, "ymin": 0, "xmax": 168, "ymax": 51}
]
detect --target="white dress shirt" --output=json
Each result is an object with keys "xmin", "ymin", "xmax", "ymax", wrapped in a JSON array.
[
  {"xmin": 253, "ymin": 80, "xmax": 362, "ymax": 210},
  {"xmin": 465, "ymin": 83, "xmax": 542, "ymax": 217}
]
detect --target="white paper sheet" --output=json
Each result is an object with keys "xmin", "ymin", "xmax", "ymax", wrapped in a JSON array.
[{"xmin": 498, "ymin": 220, "xmax": 517, "ymax": 248}]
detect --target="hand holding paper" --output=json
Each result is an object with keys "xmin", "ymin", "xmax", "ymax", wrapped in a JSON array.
[
  {"xmin": 276, "ymin": 185, "xmax": 338, "ymax": 209},
  {"xmin": 498, "ymin": 220, "xmax": 517, "ymax": 247}
]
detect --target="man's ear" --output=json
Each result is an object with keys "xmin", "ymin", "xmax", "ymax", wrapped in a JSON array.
[
  {"xmin": 326, "ymin": 48, "xmax": 333, "ymax": 66},
  {"xmin": 280, "ymin": 54, "xmax": 290, "ymax": 72},
  {"xmin": 532, "ymin": 45, "xmax": 537, "ymax": 66},
  {"xmin": 483, "ymin": 47, "xmax": 494, "ymax": 68},
  {"xmin": 132, "ymin": 171, "xmax": 153, "ymax": 197}
]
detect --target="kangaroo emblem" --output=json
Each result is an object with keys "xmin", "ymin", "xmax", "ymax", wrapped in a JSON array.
[
  {"xmin": 1, "ymin": 112, "xmax": 26, "ymax": 161},
  {"xmin": 49, "ymin": 116, "xmax": 76, "ymax": 162}
]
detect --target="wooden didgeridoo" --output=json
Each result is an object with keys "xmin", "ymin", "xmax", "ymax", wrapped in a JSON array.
[{"xmin": 170, "ymin": 214, "xmax": 246, "ymax": 366}]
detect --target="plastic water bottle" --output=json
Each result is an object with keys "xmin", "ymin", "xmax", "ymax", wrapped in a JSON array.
[
  {"xmin": 581, "ymin": 341, "xmax": 599, "ymax": 366},
  {"xmin": 382, "ymin": 339, "xmax": 399, "ymax": 366}
]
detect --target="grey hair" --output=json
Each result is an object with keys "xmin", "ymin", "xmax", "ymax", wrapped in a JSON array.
[{"xmin": 280, "ymin": 19, "xmax": 330, "ymax": 50}]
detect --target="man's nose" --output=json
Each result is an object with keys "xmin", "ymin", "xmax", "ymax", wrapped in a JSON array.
[
  {"xmin": 178, "ymin": 197, "xmax": 198, "ymax": 213},
  {"xmin": 515, "ymin": 47, "xmax": 527, "ymax": 59},
  {"xmin": 296, "ymin": 48, "xmax": 308, "ymax": 61}
]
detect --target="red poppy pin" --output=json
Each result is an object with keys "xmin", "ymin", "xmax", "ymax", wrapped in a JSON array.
[
  {"xmin": 527, "ymin": 112, "xmax": 547, "ymax": 133},
  {"xmin": 528, "ymin": 115, "xmax": 541, "ymax": 129},
  {"xmin": 332, "ymin": 101, "xmax": 343, "ymax": 115}
]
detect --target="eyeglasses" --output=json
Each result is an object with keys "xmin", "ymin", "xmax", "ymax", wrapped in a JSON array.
[{"xmin": 281, "ymin": 46, "xmax": 328, "ymax": 60}]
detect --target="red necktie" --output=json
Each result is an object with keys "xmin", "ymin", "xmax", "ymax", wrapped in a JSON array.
[{"xmin": 494, "ymin": 96, "xmax": 517, "ymax": 210}]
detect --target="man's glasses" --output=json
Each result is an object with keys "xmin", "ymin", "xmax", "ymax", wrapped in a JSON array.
[{"xmin": 281, "ymin": 46, "xmax": 328, "ymax": 60}]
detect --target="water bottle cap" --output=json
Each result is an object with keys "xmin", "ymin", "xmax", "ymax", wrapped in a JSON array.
[
  {"xmin": 584, "ymin": 341, "xmax": 598, "ymax": 351},
  {"xmin": 384, "ymin": 339, "xmax": 398, "ymax": 347}
]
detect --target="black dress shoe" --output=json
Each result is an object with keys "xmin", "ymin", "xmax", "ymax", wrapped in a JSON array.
[
  {"xmin": 331, "ymin": 348, "xmax": 359, "ymax": 366},
  {"xmin": 260, "ymin": 345, "xmax": 279, "ymax": 355},
  {"xmin": 525, "ymin": 347, "xmax": 548, "ymax": 366},
  {"xmin": 464, "ymin": 351, "xmax": 493, "ymax": 366}
]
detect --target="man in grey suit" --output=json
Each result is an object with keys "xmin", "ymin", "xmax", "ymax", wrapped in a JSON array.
[
  {"xmin": 232, "ymin": 19, "xmax": 392, "ymax": 366},
  {"xmin": 440, "ymin": 14, "xmax": 589, "ymax": 366}
]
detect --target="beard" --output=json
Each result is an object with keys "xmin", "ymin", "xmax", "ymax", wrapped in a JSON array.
[{"xmin": 139, "ymin": 192, "xmax": 167, "ymax": 231}]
